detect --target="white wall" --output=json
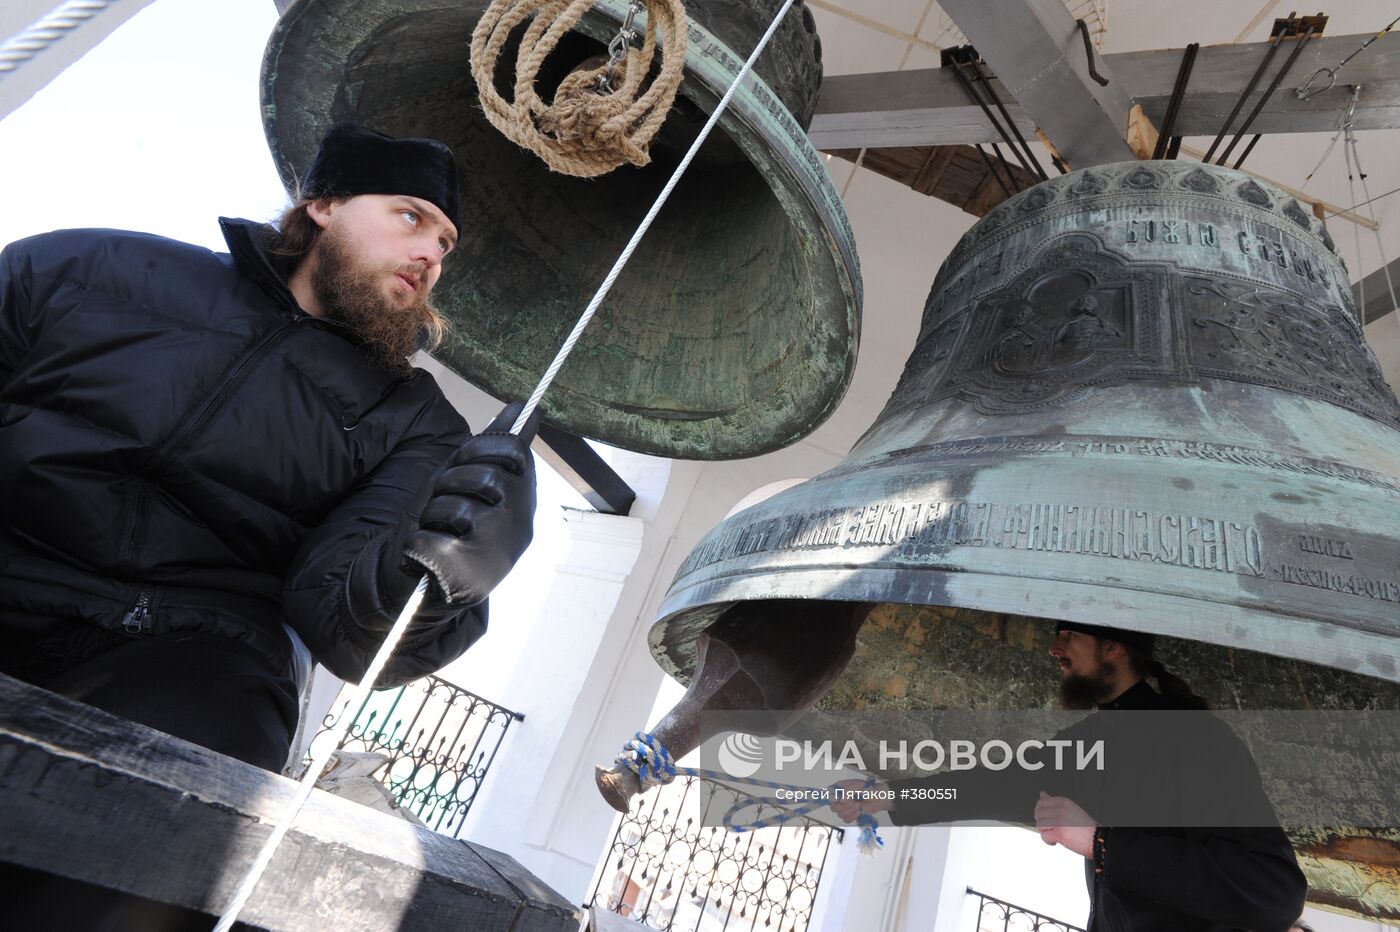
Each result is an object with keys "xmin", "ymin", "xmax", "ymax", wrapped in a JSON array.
[{"xmin": 1365, "ymin": 310, "xmax": 1400, "ymax": 390}]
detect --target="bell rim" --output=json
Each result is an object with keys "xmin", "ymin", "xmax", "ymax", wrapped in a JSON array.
[
  {"xmin": 260, "ymin": 0, "xmax": 863, "ymax": 460},
  {"xmin": 652, "ymin": 566, "xmax": 1400, "ymax": 687}
]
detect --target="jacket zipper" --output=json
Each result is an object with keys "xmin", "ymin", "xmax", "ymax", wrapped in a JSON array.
[
  {"xmin": 122, "ymin": 588, "xmax": 154, "ymax": 635},
  {"xmin": 155, "ymin": 321, "xmax": 294, "ymax": 462},
  {"xmin": 118, "ymin": 321, "xmax": 295, "ymax": 565}
]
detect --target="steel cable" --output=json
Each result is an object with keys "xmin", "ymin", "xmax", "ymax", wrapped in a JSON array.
[{"xmin": 214, "ymin": 0, "xmax": 802, "ymax": 926}]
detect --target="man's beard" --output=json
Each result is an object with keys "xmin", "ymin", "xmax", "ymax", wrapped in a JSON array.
[
  {"xmin": 310, "ymin": 228, "xmax": 439, "ymax": 370},
  {"xmin": 1058, "ymin": 660, "xmax": 1115, "ymax": 709}
]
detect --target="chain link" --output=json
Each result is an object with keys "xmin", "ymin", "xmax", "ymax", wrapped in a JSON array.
[{"xmin": 596, "ymin": 0, "xmax": 647, "ymax": 92}]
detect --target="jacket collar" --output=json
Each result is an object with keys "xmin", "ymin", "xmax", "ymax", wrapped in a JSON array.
[
  {"xmin": 219, "ymin": 216, "xmax": 428, "ymax": 369},
  {"xmin": 219, "ymin": 217, "xmax": 305, "ymax": 317},
  {"xmin": 1096, "ymin": 678, "xmax": 1161, "ymax": 710}
]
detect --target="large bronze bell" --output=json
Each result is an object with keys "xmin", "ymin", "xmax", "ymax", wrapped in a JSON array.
[
  {"xmin": 261, "ymin": 0, "xmax": 860, "ymax": 459},
  {"xmin": 609, "ymin": 162, "xmax": 1400, "ymax": 919},
  {"xmin": 658, "ymin": 160, "xmax": 1400, "ymax": 685}
]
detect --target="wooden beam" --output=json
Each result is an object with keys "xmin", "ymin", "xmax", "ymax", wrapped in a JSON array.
[
  {"xmin": 935, "ymin": 0, "xmax": 1138, "ymax": 166},
  {"xmin": 828, "ymin": 140, "xmax": 1380, "ymax": 232},
  {"xmin": 803, "ymin": 0, "xmax": 943, "ymax": 55},
  {"xmin": 828, "ymin": 145, "xmax": 1037, "ymax": 217},
  {"xmin": 535, "ymin": 424, "xmax": 636, "ymax": 516},
  {"xmin": 0, "ymin": 673, "xmax": 579, "ymax": 931},
  {"xmin": 809, "ymin": 33, "xmax": 1400, "ymax": 150},
  {"xmin": 1174, "ymin": 142, "xmax": 1380, "ymax": 232},
  {"xmin": 1354, "ymin": 255, "xmax": 1400, "ymax": 325},
  {"xmin": 811, "ymin": 67, "xmax": 1034, "ymax": 150}
]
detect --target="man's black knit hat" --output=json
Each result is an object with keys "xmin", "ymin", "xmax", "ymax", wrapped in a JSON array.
[
  {"xmin": 303, "ymin": 123, "xmax": 460, "ymax": 231},
  {"xmin": 1056, "ymin": 620, "xmax": 1156, "ymax": 656}
]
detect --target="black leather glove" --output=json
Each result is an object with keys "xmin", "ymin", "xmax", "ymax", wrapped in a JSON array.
[
  {"xmin": 349, "ymin": 401, "xmax": 540, "ymax": 628},
  {"xmin": 402, "ymin": 401, "xmax": 539, "ymax": 607}
]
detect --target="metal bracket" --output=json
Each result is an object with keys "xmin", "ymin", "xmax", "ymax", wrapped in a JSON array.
[
  {"xmin": 535, "ymin": 424, "xmax": 636, "ymax": 516},
  {"xmin": 1076, "ymin": 19, "xmax": 1109, "ymax": 86}
]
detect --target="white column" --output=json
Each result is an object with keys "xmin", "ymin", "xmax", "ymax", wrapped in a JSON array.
[
  {"xmin": 1364, "ymin": 311, "xmax": 1400, "ymax": 388},
  {"xmin": 457, "ymin": 505, "xmax": 648, "ymax": 893}
]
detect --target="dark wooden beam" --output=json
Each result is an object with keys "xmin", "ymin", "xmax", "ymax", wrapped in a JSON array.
[
  {"xmin": 828, "ymin": 145, "xmax": 1038, "ymax": 216},
  {"xmin": 809, "ymin": 33, "xmax": 1400, "ymax": 151},
  {"xmin": 535, "ymin": 424, "xmax": 636, "ymax": 516},
  {"xmin": 0, "ymin": 673, "xmax": 579, "ymax": 931},
  {"xmin": 1354, "ymin": 255, "xmax": 1400, "ymax": 326}
]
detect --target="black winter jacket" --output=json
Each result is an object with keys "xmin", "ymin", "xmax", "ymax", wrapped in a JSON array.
[
  {"xmin": 0, "ymin": 218, "xmax": 484, "ymax": 687},
  {"xmin": 889, "ymin": 681, "xmax": 1307, "ymax": 931}
]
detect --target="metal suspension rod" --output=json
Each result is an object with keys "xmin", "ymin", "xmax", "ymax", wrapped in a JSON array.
[
  {"xmin": 947, "ymin": 57, "xmax": 1034, "ymax": 188},
  {"xmin": 1152, "ymin": 42, "xmax": 1198, "ymax": 160},
  {"xmin": 1231, "ymin": 134, "xmax": 1262, "ymax": 170},
  {"xmin": 966, "ymin": 58, "xmax": 1046, "ymax": 180},
  {"xmin": 1202, "ymin": 32, "xmax": 1281, "ymax": 163},
  {"xmin": 974, "ymin": 143, "xmax": 1015, "ymax": 198},
  {"xmin": 1216, "ymin": 27, "xmax": 1316, "ymax": 165}
]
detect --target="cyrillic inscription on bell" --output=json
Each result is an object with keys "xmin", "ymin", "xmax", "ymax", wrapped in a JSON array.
[{"xmin": 658, "ymin": 160, "xmax": 1400, "ymax": 690}]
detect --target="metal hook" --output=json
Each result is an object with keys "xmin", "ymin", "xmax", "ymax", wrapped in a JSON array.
[
  {"xmin": 598, "ymin": 0, "xmax": 645, "ymax": 94},
  {"xmin": 1076, "ymin": 19, "xmax": 1109, "ymax": 86},
  {"xmin": 1295, "ymin": 66, "xmax": 1336, "ymax": 100},
  {"xmin": 1342, "ymin": 84, "xmax": 1360, "ymax": 129}
]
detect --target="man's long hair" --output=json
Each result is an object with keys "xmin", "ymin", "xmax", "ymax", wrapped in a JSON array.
[
  {"xmin": 1125, "ymin": 645, "xmax": 1211, "ymax": 710},
  {"xmin": 266, "ymin": 197, "xmax": 325, "ymax": 263},
  {"xmin": 266, "ymin": 196, "xmax": 450, "ymax": 354}
]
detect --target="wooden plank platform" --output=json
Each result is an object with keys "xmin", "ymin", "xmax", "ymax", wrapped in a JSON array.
[{"xmin": 0, "ymin": 672, "xmax": 579, "ymax": 931}]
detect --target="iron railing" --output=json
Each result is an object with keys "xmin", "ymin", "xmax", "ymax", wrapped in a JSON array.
[
  {"xmin": 307, "ymin": 673, "xmax": 523, "ymax": 837},
  {"xmin": 588, "ymin": 774, "xmax": 840, "ymax": 932},
  {"xmin": 967, "ymin": 888, "xmax": 1086, "ymax": 932}
]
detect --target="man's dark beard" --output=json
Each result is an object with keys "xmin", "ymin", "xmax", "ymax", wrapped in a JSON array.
[
  {"xmin": 1059, "ymin": 661, "xmax": 1115, "ymax": 709},
  {"xmin": 310, "ymin": 229, "xmax": 438, "ymax": 369}
]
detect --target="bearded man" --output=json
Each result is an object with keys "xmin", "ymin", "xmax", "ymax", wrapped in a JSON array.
[
  {"xmin": 833, "ymin": 622, "xmax": 1307, "ymax": 931},
  {"xmin": 0, "ymin": 123, "xmax": 537, "ymax": 774}
]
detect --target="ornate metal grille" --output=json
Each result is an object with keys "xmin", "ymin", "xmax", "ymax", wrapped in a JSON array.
[
  {"xmin": 968, "ymin": 888, "xmax": 1086, "ymax": 931},
  {"xmin": 588, "ymin": 774, "xmax": 840, "ymax": 931},
  {"xmin": 307, "ymin": 674, "xmax": 523, "ymax": 837}
]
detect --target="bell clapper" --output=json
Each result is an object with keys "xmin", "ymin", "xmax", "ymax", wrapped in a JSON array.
[{"xmin": 595, "ymin": 599, "xmax": 868, "ymax": 812}]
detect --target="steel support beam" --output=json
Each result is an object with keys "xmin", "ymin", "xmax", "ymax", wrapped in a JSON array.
[
  {"xmin": 809, "ymin": 33, "xmax": 1400, "ymax": 153},
  {"xmin": 535, "ymin": 424, "xmax": 636, "ymax": 516},
  {"xmin": 938, "ymin": 0, "xmax": 1137, "ymax": 167}
]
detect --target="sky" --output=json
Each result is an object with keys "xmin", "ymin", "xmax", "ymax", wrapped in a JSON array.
[{"xmin": 0, "ymin": 0, "xmax": 286, "ymax": 250}]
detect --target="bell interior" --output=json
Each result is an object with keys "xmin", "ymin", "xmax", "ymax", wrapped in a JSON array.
[
  {"xmin": 263, "ymin": 0, "xmax": 858, "ymax": 459},
  {"xmin": 651, "ymin": 599, "xmax": 1400, "ymax": 713}
]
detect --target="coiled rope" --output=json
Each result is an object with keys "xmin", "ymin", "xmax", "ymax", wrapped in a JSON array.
[
  {"xmin": 470, "ymin": 0, "xmax": 689, "ymax": 177},
  {"xmin": 616, "ymin": 732, "xmax": 887, "ymax": 855},
  {"xmin": 216, "ymin": 1, "xmax": 800, "ymax": 926}
]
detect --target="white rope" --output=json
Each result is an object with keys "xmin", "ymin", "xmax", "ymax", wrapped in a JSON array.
[
  {"xmin": 213, "ymin": 578, "xmax": 428, "ymax": 931},
  {"xmin": 0, "ymin": 0, "xmax": 115, "ymax": 77},
  {"xmin": 512, "ymin": 0, "xmax": 799, "ymax": 434},
  {"xmin": 1341, "ymin": 93, "xmax": 1399, "ymax": 331},
  {"xmin": 217, "ymin": 0, "xmax": 799, "ymax": 924},
  {"xmin": 1343, "ymin": 112, "xmax": 1366, "ymax": 322}
]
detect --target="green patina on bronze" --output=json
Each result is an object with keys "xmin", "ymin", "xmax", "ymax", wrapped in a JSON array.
[
  {"xmin": 261, "ymin": 0, "xmax": 859, "ymax": 459},
  {"xmin": 651, "ymin": 162, "xmax": 1400, "ymax": 919}
]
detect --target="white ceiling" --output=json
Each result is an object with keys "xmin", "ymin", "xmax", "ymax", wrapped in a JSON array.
[{"xmin": 783, "ymin": 0, "xmax": 1400, "ymax": 461}]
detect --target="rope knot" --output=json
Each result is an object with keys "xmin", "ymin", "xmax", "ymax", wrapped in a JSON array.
[
  {"xmin": 617, "ymin": 731, "xmax": 678, "ymax": 788},
  {"xmin": 471, "ymin": 0, "xmax": 689, "ymax": 177}
]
